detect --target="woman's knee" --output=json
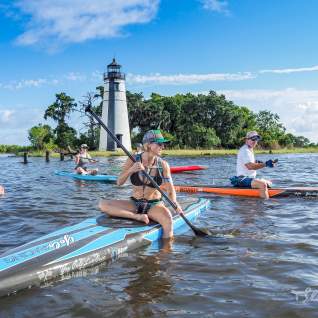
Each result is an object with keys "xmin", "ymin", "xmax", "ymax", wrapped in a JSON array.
[
  {"xmin": 149, "ymin": 206, "xmax": 172, "ymax": 224},
  {"xmin": 160, "ymin": 207, "xmax": 173, "ymax": 225}
]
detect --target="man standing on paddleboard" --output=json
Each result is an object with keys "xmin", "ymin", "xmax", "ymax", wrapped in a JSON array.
[{"xmin": 230, "ymin": 131, "xmax": 277, "ymax": 199}]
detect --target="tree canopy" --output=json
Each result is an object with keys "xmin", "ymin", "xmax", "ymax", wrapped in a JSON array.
[{"xmin": 19, "ymin": 89, "xmax": 316, "ymax": 151}]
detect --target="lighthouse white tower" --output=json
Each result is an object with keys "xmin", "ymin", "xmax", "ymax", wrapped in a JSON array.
[{"xmin": 99, "ymin": 59, "xmax": 132, "ymax": 151}]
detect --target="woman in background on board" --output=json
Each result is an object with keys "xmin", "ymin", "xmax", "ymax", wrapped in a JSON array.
[{"xmin": 74, "ymin": 144, "xmax": 98, "ymax": 175}]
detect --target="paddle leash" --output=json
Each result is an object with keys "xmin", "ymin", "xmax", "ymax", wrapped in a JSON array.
[{"xmin": 85, "ymin": 106, "xmax": 210, "ymax": 237}]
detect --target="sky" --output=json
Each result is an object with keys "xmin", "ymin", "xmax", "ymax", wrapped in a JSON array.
[{"xmin": 1, "ymin": 0, "xmax": 318, "ymax": 145}]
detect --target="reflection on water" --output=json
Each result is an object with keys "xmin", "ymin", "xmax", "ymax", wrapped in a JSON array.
[
  {"xmin": 0, "ymin": 153, "xmax": 318, "ymax": 317},
  {"xmin": 119, "ymin": 240, "xmax": 173, "ymax": 317}
]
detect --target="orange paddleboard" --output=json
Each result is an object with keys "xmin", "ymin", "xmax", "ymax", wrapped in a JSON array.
[{"xmin": 174, "ymin": 185, "xmax": 318, "ymax": 198}]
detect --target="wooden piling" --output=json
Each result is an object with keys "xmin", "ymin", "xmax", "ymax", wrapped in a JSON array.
[
  {"xmin": 23, "ymin": 152, "xmax": 28, "ymax": 164},
  {"xmin": 45, "ymin": 150, "xmax": 50, "ymax": 162}
]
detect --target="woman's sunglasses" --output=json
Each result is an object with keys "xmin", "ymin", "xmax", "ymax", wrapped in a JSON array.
[
  {"xmin": 152, "ymin": 142, "xmax": 164, "ymax": 147},
  {"xmin": 249, "ymin": 136, "xmax": 260, "ymax": 141}
]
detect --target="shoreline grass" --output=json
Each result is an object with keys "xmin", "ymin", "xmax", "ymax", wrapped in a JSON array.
[{"xmin": 7, "ymin": 146, "xmax": 318, "ymax": 158}]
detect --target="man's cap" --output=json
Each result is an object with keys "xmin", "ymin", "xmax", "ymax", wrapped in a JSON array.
[
  {"xmin": 142, "ymin": 130, "xmax": 169, "ymax": 144},
  {"xmin": 80, "ymin": 144, "xmax": 89, "ymax": 148},
  {"xmin": 245, "ymin": 131, "xmax": 261, "ymax": 140}
]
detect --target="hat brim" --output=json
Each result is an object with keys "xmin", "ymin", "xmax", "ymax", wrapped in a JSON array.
[
  {"xmin": 158, "ymin": 138, "xmax": 170, "ymax": 143},
  {"xmin": 246, "ymin": 135, "xmax": 261, "ymax": 140},
  {"xmin": 143, "ymin": 138, "xmax": 170, "ymax": 144}
]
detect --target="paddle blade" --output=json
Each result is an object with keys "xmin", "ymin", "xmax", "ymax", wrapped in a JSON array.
[{"xmin": 181, "ymin": 214, "xmax": 212, "ymax": 236}]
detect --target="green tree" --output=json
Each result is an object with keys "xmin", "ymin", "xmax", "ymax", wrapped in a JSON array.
[
  {"xmin": 28, "ymin": 124, "xmax": 54, "ymax": 150},
  {"xmin": 94, "ymin": 85, "xmax": 104, "ymax": 116},
  {"xmin": 78, "ymin": 91, "xmax": 102, "ymax": 149},
  {"xmin": 255, "ymin": 110, "xmax": 285, "ymax": 148},
  {"xmin": 44, "ymin": 92, "xmax": 78, "ymax": 149},
  {"xmin": 54, "ymin": 123, "xmax": 78, "ymax": 149},
  {"xmin": 127, "ymin": 91, "xmax": 146, "ymax": 133},
  {"xmin": 192, "ymin": 124, "xmax": 220, "ymax": 148},
  {"xmin": 293, "ymin": 135, "xmax": 310, "ymax": 147},
  {"xmin": 125, "ymin": 89, "xmax": 313, "ymax": 150}
]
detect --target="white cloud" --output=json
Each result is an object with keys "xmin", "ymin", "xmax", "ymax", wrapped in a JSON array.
[
  {"xmin": 214, "ymin": 88, "xmax": 318, "ymax": 142},
  {"xmin": 290, "ymin": 101, "xmax": 318, "ymax": 136},
  {"xmin": 201, "ymin": 0, "xmax": 230, "ymax": 14},
  {"xmin": 16, "ymin": 79, "xmax": 48, "ymax": 89},
  {"xmin": 3, "ymin": 62, "xmax": 318, "ymax": 91},
  {"xmin": 0, "ymin": 110, "xmax": 15, "ymax": 123},
  {"xmin": 127, "ymin": 72, "xmax": 254, "ymax": 85},
  {"xmin": 91, "ymin": 70, "xmax": 103, "ymax": 80},
  {"xmin": 13, "ymin": 0, "xmax": 159, "ymax": 48},
  {"xmin": 260, "ymin": 65, "xmax": 318, "ymax": 74},
  {"xmin": 2, "ymin": 78, "xmax": 53, "ymax": 90},
  {"xmin": 64, "ymin": 72, "xmax": 87, "ymax": 81},
  {"xmin": 0, "ymin": 78, "xmax": 50, "ymax": 90},
  {"xmin": 0, "ymin": 73, "xmax": 89, "ymax": 90}
]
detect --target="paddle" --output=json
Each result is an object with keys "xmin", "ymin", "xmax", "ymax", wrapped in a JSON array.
[{"xmin": 85, "ymin": 106, "xmax": 210, "ymax": 237}]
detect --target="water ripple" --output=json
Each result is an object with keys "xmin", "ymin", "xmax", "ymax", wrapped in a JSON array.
[{"xmin": 0, "ymin": 153, "xmax": 318, "ymax": 317}]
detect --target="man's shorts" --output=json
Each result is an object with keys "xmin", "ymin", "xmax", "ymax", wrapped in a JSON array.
[{"xmin": 230, "ymin": 176, "xmax": 254, "ymax": 188}]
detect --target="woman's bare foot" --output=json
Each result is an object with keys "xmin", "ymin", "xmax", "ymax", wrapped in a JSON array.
[{"xmin": 135, "ymin": 214, "xmax": 150, "ymax": 224}]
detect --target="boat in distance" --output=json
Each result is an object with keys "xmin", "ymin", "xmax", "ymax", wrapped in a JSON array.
[
  {"xmin": 174, "ymin": 185, "xmax": 318, "ymax": 198},
  {"xmin": 0, "ymin": 197, "xmax": 210, "ymax": 298}
]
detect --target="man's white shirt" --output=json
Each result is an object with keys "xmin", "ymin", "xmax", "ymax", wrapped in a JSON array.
[{"xmin": 236, "ymin": 144, "xmax": 256, "ymax": 178}]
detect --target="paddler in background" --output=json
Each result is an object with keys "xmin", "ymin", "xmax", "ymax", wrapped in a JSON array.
[
  {"xmin": 0, "ymin": 185, "xmax": 4, "ymax": 195},
  {"xmin": 99, "ymin": 129, "xmax": 183, "ymax": 239},
  {"xmin": 74, "ymin": 144, "xmax": 98, "ymax": 175},
  {"xmin": 230, "ymin": 131, "xmax": 277, "ymax": 199}
]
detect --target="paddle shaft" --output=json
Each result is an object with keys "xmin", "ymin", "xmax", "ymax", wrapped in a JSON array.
[
  {"xmin": 85, "ymin": 106, "xmax": 178, "ymax": 209},
  {"xmin": 85, "ymin": 106, "xmax": 209, "ymax": 236}
]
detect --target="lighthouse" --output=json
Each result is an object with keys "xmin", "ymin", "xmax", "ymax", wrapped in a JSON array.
[{"xmin": 99, "ymin": 58, "xmax": 132, "ymax": 151}]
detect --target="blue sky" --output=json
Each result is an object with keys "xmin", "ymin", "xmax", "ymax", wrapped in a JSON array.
[{"xmin": 1, "ymin": 0, "xmax": 318, "ymax": 145}]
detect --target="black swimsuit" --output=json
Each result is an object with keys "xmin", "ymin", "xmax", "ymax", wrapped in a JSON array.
[
  {"xmin": 130, "ymin": 156, "xmax": 163, "ymax": 188},
  {"xmin": 130, "ymin": 154, "xmax": 167, "ymax": 214}
]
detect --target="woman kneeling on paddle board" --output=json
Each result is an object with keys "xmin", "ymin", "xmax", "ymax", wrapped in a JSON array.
[
  {"xmin": 74, "ymin": 144, "xmax": 98, "ymax": 175},
  {"xmin": 99, "ymin": 130, "xmax": 183, "ymax": 238}
]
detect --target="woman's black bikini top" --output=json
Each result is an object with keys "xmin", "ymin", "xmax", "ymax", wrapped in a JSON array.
[{"xmin": 130, "ymin": 153, "xmax": 164, "ymax": 188}]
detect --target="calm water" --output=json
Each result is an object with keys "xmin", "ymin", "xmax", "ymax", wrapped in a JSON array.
[{"xmin": 0, "ymin": 153, "xmax": 318, "ymax": 318}]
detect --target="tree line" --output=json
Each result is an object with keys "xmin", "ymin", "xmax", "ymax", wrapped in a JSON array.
[{"xmin": 9, "ymin": 89, "xmax": 315, "ymax": 152}]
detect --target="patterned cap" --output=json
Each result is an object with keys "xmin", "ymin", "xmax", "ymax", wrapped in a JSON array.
[
  {"xmin": 142, "ymin": 130, "xmax": 169, "ymax": 144},
  {"xmin": 245, "ymin": 131, "xmax": 261, "ymax": 140}
]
